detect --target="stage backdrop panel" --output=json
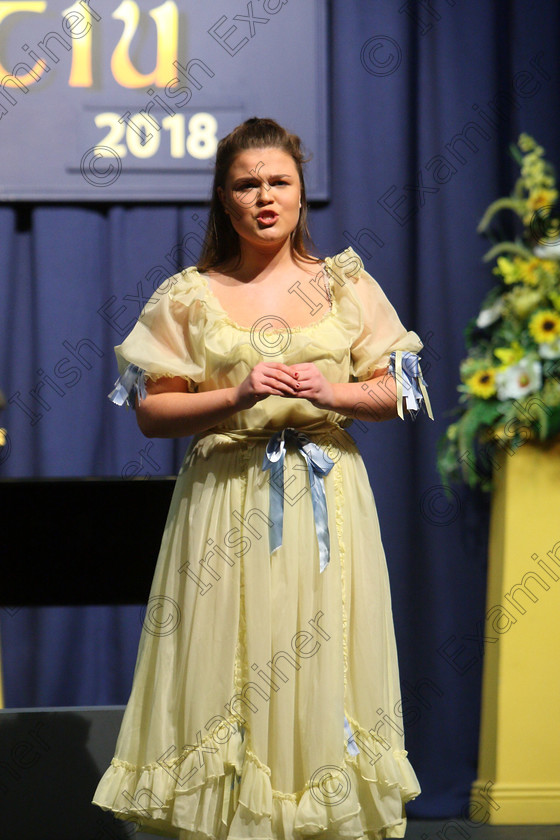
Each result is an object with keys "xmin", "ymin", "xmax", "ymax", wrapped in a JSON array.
[{"xmin": 0, "ymin": 0, "xmax": 328, "ymax": 201}]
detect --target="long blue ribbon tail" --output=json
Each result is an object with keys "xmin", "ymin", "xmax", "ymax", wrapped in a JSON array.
[{"xmin": 262, "ymin": 428, "xmax": 334, "ymax": 573}]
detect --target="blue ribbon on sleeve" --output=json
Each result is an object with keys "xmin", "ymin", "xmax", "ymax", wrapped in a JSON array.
[
  {"xmin": 262, "ymin": 428, "xmax": 335, "ymax": 573},
  {"xmin": 108, "ymin": 363, "xmax": 147, "ymax": 408},
  {"xmin": 388, "ymin": 351, "xmax": 433, "ymax": 420}
]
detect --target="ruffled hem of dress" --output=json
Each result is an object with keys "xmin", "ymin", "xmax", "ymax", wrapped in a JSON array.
[{"xmin": 92, "ymin": 715, "xmax": 420, "ymax": 840}]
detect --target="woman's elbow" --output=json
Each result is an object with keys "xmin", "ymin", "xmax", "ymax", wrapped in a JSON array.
[{"xmin": 135, "ymin": 399, "xmax": 159, "ymax": 438}]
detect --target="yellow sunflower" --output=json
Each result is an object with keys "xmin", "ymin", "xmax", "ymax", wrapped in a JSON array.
[
  {"xmin": 492, "ymin": 255, "xmax": 552, "ymax": 287},
  {"xmin": 529, "ymin": 309, "xmax": 560, "ymax": 343},
  {"xmin": 466, "ymin": 368, "xmax": 497, "ymax": 399},
  {"xmin": 517, "ymin": 258, "xmax": 541, "ymax": 286}
]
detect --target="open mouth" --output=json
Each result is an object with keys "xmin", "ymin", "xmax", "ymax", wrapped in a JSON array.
[{"xmin": 257, "ymin": 211, "xmax": 278, "ymax": 226}]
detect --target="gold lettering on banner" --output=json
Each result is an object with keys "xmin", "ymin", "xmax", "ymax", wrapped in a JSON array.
[
  {"xmin": 111, "ymin": 0, "xmax": 178, "ymax": 89},
  {"xmin": 64, "ymin": 0, "xmax": 99, "ymax": 87},
  {"xmin": 0, "ymin": 1, "xmax": 47, "ymax": 86}
]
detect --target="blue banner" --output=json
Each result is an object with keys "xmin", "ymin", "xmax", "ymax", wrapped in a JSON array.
[{"xmin": 0, "ymin": 0, "xmax": 328, "ymax": 201}]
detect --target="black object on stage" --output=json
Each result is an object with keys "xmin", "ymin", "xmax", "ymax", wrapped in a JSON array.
[{"xmin": 0, "ymin": 477, "xmax": 176, "ymax": 606}]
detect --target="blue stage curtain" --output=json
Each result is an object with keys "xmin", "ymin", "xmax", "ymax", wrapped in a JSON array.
[{"xmin": 1, "ymin": 0, "xmax": 559, "ymax": 818}]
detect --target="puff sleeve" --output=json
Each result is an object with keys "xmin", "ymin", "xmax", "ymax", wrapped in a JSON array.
[
  {"xmin": 328, "ymin": 248, "xmax": 433, "ymax": 419},
  {"xmin": 108, "ymin": 269, "xmax": 207, "ymax": 408}
]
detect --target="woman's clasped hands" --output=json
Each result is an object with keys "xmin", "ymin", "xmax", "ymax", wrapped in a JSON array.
[{"xmin": 236, "ymin": 361, "xmax": 335, "ymax": 412}]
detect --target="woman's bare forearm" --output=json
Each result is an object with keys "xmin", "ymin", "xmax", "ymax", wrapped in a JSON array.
[
  {"xmin": 329, "ymin": 374, "xmax": 399, "ymax": 422},
  {"xmin": 136, "ymin": 370, "xmax": 400, "ymax": 439},
  {"xmin": 136, "ymin": 386, "xmax": 245, "ymax": 438}
]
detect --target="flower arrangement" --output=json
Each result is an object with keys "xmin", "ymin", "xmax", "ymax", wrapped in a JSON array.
[{"xmin": 437, "ymin": 134, "xmax": 560, "ymax": 491}]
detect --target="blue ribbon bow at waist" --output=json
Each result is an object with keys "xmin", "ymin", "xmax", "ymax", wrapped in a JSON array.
[{"xmin": 262, "ymin": 428, "xmax": 335, "ymax": 573}]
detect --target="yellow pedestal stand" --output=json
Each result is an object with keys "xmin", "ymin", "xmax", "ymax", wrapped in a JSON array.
[{"xmin": 471, "ymin": 438, "xmax": 560, "ymax": 823}]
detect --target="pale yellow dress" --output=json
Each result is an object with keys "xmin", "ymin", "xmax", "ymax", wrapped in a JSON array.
[{"xmin": 92, "ymin": 246, "xmax": 427, "ymax": 839}]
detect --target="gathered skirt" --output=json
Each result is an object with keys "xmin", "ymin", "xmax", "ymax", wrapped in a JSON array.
[{"xmin": 92, "ymin": 427, "xmax": 420, "ymax": 839}]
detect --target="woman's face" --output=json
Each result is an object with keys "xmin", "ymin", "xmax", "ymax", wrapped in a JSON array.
[{"xmin": 217, "ymin": 147, "xmax": 302, "ymax": 252}]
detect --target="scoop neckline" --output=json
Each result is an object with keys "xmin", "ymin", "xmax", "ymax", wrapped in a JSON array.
[{"xmin": 196, "ymin": 259, "xmax": 337, "ymax": 333}]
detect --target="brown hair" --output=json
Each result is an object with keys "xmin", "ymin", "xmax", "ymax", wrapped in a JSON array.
[{"xmin": 196, "ymin": 117, "xmax": 321, "ymax": 272}]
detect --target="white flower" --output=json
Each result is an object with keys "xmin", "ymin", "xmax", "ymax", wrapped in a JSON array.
[
  {"xmin": 495, "ymin": 358, "xmax": 542, "ymax": 400},
  {"xmin": 476, "ymin": 297, "xmax": 504, "ymax": 328},
  {"xmin": 534, "ymin": 237, "xmax": 560, "ymax": 259},
  {"xmin": 539, "ymin": 336, "xmax": 560, "ymax": 359}
]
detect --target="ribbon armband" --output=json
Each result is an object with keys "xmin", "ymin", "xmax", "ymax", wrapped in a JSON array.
[
  {"xmin": 262, "ymin": 428, "xmax": 335, "ymax": 573},
  {"xmin": 108, "ymin": 363, "xmax": 147, "ymax": 409},
  {"xmin": 388, "ymin": 351, "xmax": 433, "ymax": 420}
]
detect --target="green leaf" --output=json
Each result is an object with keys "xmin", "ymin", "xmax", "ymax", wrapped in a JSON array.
[
  {"xmin": 545, "ymin": 406, "xmax": 560, "ymax": 438},
  {"xmin": 509, "ymin": 143, "xmax": 525, "ymax": 166},
  {"xmin": 481, "ymin": 240, "xmax": 535, "ymax": 263},
  {"xmin": 477, "ymin": 197, "xmax": 527, "ymax": 233},
  {"xmin": 512, "ymin": 395, "xmax": 555, "ymax": 440},
  {"xmin": 456, "ymin": 401, "xmax": 504, "ymax": 487}
]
